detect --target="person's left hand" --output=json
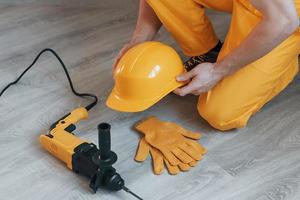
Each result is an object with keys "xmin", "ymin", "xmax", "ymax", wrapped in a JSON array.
[{"xmin": 174, "ymin": 62, "xmax": 226, "ymax": 96}]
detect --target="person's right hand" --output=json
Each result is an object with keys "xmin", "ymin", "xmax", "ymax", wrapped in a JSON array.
[{"xmin": 112, "ymin": 42, "xmax": 138, "ymax": 71}]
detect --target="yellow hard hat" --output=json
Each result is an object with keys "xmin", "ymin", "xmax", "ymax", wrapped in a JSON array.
[{"xmin": 106, "ymin": 41, "xmax": 186, "ymax": 112}]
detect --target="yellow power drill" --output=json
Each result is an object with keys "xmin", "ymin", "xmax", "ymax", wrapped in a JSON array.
[
  {"xmin": 39, "ymin": 107, "xmax": 142, "ymax": 199},
  {"xmin": 0, "ymin": 49, "xmax": 142, "ymax": 200}
]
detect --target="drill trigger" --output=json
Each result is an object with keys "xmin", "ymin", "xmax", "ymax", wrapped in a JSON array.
[
  {"xmin": 49, "ymin": 112, "xmax": 71, "ymax": 131},
  {"xmin": 64, "ymin": 124, "xmax": 76, "ymax": 133}
]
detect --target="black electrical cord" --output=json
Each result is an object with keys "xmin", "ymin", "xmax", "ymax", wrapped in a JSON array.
[{"xmin": 0, "ymin": 48, "xmax": 98, "ymax": 111}]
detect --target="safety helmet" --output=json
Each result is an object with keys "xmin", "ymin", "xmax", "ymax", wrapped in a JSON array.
[{"xmin": 106, "ymin": 41, "xmax": 186, "ymax": 112}]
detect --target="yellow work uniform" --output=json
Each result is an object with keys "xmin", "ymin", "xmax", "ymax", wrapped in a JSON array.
[{"xmin": 146, "ymin": 0, "xmax": 300, "ymax": 131}]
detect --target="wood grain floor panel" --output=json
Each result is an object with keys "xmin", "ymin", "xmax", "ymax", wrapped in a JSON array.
[{"xmin": 0, "ymin": 2, "xmax": 299, "ymax": 200}]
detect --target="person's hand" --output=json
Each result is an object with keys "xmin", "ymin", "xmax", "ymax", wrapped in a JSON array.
[
  {"xmin": 174, "ymin": 62, "xmax": 227, "ymax": 96},
  {"xmin": 112, "ymin": 42, "xmax": 138, "ymax": 71}
]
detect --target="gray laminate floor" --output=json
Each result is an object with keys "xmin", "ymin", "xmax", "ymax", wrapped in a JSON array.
[{"xmin": 0, "ymin": 1, "xmax": 300, "ymax": 200}]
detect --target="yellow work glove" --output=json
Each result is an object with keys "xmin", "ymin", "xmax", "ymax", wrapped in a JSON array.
[
  {"xmin": 135, "ymin": 117, "xmax": 207, "ymax": 166},
  {"xmin": 135, "ymin": 137, "xmax": 198, "ymax": 175}
]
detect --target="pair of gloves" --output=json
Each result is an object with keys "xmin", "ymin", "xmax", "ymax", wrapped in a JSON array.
[{"xmin": 134, "ymin": 117, "xmax": 207, "ymax": 175}]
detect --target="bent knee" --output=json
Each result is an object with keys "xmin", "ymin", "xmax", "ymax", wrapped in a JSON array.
[{"xmin": 197, "ymin": 95, "xmax": 249, "ymax": 131}]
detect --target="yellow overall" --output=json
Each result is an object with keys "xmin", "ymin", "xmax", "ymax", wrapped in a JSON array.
[{"xmin": 146, "ymin": 0, "xmax": 300, "ymax": 131}]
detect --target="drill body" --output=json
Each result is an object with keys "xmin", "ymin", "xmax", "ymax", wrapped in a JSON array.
[{"xmin": 39, "ymin": 107, "xmax": 88, "ymax": 169}]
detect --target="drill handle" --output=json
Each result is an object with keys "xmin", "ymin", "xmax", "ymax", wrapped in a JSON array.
[
  {"xmin": 50, "ymin": 107, "xmax": 89, "ymax": 133},
  {"xmin": 92, "ymin": 123, "xmax": 117, "ymax": 167},
  {"xmin": 98, "ymin": 123, "xmax": 112, "ymax": 160}
]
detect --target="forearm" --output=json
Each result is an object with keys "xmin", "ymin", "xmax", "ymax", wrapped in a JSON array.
[
  {"xmin": 130, "ymin": 0, "xmax": 162, "ymax": 44},
  {"xmin": 216, "ymin": 20, "xmax": 298, "ymax": 75},
  {"xmin": 216, "ymin": 0, "xmax": 299, "ymax": 76}
]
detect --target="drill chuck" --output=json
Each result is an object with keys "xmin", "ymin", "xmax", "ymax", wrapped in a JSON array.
[{"xmin": 105, "ymin": 172, "xmax": 125, "ymax": 191}]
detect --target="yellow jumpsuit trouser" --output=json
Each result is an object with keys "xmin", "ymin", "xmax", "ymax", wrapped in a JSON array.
[{"xmin": 146, "ymin": 0, "xmax": 300, "ymax": 131}]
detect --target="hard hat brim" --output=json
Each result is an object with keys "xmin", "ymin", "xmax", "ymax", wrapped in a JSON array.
[{"xmin": 106, "ymin": 81, "xmax": 184, "ymax": 112}]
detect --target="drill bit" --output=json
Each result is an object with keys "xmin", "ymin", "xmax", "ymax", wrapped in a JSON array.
[{"xmin": 122, "ymin": 186, "xmax": 143, "ymax": 200}]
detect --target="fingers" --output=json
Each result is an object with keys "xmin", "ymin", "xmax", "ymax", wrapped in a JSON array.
[
  {"xmin": 112, "ymin": 43, "xmax": 134, "ymax": 71},
  {"xmin": 178, "ymin": 143, "xmax": 203, "ymax": 161},
  {"xmin": 191, "ymin": 90, "xmax": 205, "ymax": 96},
  {"xmin": 189, "ymin": 160, "xmax": 198, "ymax": 167},
  {"xmin": 135, "ymin": 137, "xmax": 150, "ymax": 162},
  {"xmin": 174, "ymin": 83, "xmax": 206, "ymax": 96},
  {"xmin": 174, "ymin": 63, "xmax": 219, "ymax": 96},
  {"xmin": 167, "ymin": 122, "xmax": 202, "ymax": 140},
  {"xmin": 112, "ymin": 56, "xmax": 121, "ymax": 71},
  {"xmin": 171, "ymin": 147, "xmax": 194, "ymax": 164},
  {"xmin": 181, "ymin": 130, "xmax": 202, "ymax": 140},
  {"xmin": 185, "ymin": 138, "xmax": 207, "ymax": 155},
  {"xmin": 112, "ymin": 49, "xmax": 125, "ymax": 70},
  {"xmin": 174, "ymin": 81, "xmax": 198, "ymax": 96},
  {"xmin": 174, "ymin": 69, "xmax": 197, "ymax": 96},
  {"xmin": 160, "ymin": 149, "xmax": 181, "ymax": 166},
  {"xmin": 176, "ymin": 69, "xmax": 197, "ymax": 82},
  {"xmin": 149, "ymin": 147, "xmax": 164, "ymax": 175},
  {"xmin": 164, "ymin": 159, "xmax": 180, "ymax": 175},
  {"xmin": 178, "ymin": 162, "xmax": 191, "ymax": 171},
  {"xmin": 148, "ymin": 146, "xmax": 203, "ymax": 175}
]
